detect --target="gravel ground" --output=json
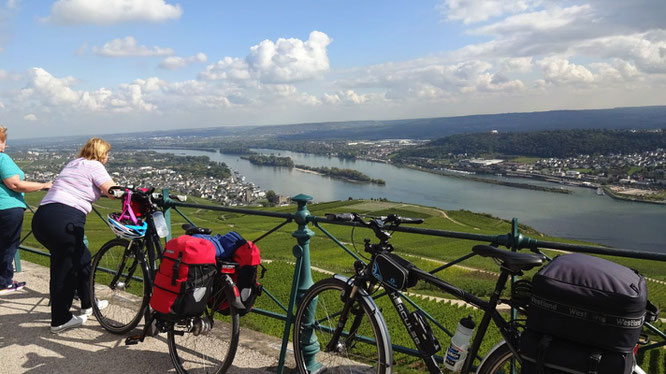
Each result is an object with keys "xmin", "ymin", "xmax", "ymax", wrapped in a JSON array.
[{"xmin": 0, "ymin": 261, "xmax": 296, "ymax": 374}]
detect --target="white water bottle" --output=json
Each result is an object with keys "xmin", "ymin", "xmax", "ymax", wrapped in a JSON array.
[
  {"xmin": 444, "ymin": 315, "xmax": 475, "ymax": 372},
  {"xmin": 152, "ymin": 211, "xmax": 170, "ymax": 238}
]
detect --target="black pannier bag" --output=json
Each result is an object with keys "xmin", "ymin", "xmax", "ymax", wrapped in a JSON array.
[
  {"xmin": 371, "ymin": 253, "xmax": 418, "ymax": 290},
  {"xmin": 521, "ymin": 253, "xmax": 648, "ymax": 374},
  {"xmin": 520, "ymin": 329, "xmax": 633, "ymax": 374},
  {"xmin": 527, "ymin": 253, "xmax": 647, "ymax": 353}
]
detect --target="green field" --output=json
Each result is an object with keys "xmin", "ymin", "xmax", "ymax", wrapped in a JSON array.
[{"xmin": 17, "ymin": 192, "xmax": 666, "ymax": 373}]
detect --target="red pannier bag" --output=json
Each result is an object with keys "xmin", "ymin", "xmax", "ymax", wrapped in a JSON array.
[
  {"xmin": 217, "ymin": 240, "xmax": 263, "ymax": 316},
  {"xmin": 150, "ymin": 235, "xmax": 217, "ymax": 320}
]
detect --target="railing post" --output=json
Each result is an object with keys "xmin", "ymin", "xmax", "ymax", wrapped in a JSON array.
[
  {"xmin": 13, "ymin": 248, "xmax": 21, "ymax": 273},
  {"xmin": 276, "ymin": 194, "xmax": 319, "ymax": 373}
]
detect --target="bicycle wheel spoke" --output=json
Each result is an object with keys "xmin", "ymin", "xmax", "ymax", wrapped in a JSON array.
[
  {"xmin": 294, "ymin": 279, "xmax": 388, "ymax": 374},
  {"xmin": 91, "ymin": 239, "xmax": 149, "ymax": 334},
  {"xmin": 168, "ymin": 294, "xmax": 240, "ymax": 374}
]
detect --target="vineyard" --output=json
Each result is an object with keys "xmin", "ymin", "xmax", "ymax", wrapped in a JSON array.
[{"xmin": 18, "ymin": 193, "xmax": 666, "ymax": 373}]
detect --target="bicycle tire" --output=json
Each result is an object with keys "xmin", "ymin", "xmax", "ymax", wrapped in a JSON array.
[
  {"xmin": 167, "ymin": 287, "xmax": 240, "ymax": 374},
  {"xmin": 476, "ymin": 341, "xmax": 521, "ymax": 374},
  {"xmin": 90, "ymin": 238, "xmax": 150, "ymax": 334},
  {"xmin": 293, "ymin": 277, "xmax": 391, "ymax": 374}
]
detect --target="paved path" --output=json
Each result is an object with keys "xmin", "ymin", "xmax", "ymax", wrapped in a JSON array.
[{"xmin": 0, "ymin": 261, "xmax": 295, "ymax": 374}]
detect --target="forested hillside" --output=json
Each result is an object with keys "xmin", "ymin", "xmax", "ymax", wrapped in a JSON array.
[
  {"xmin": 14, "ymin": 105, "xmax": 666, "ymax": 148},
  {"xmin": 392, "ymin": 129, "xmax": 666, "ymax": 159}
]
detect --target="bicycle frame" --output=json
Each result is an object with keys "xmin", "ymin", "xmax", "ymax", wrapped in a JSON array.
[{"xmin": 373, "ymin": 266, "xmax": 519, "ymax": 374}]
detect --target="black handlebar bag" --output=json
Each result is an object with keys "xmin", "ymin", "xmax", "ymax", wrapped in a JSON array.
[{"xmin": 527, "ymin": 253, "xmax": 647, "ymax": 353}]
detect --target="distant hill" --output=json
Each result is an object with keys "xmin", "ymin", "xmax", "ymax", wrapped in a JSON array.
[
  {"xmin": 264, "ymin": 106, "xmax": 666, "ymax": 140},
  {"xmin": 392, "ymin": 129, "xmax": 666, "ymax": 159},
  {"xmin": 14, "ymin": 105, "xmax": 666, "ymax": 147}
]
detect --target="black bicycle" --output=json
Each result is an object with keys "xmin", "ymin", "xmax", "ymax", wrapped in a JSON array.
[
  {"xmin": 292, "ymin": 212, "xmax": 546, "ymax": 374},
  {"xmin": 90, "ymin": 186, "xmax": 242, "ymax": 374}
]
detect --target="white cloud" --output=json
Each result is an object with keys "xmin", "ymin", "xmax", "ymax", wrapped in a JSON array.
[
  {"xmin": 159, "ymin": 52, "xmax": 207, "ymax": 69},
  {"xmin": 572, "ymin": 31, "xmax": 666, "ymax": 74},
  {"xmin": 199, "ymin": 57, "xmax": 252, "ymax": 81},
  {"xmin": 537, "ymin": 57, "xmax": 596, "ymax": 85},
  {"xmin": 48, "ymin": 0, "xmax": 182, "ymax": 25},
  {"xmin": 322, "ymin": 90, "xmax": 372, "ymax": 105},
  {"xmin": 471, "ymin": 5, "xmax": 591, "ymax": 36},
  {"xmin": 93, "ymin": 36, "xmax": 173, "ymax": 57},
  {"xmin": 6, "ymin": 0, "xmax": 19, "ymax": 10},
  {"xmin": 24, "ymin": 113, "xmax": 37, "ymax": 121},
  {"xmin": 18, "ymin": 67, "xmax": 162, "ymax": 112},
  {"xmin": 201, "ymin": 31, "xmax": 332, "ymax": 84},
  {"xmin": 0, "ymin": 69, "xmax": 6, "ymax": 79},
  {"xmin": 0, "ymin": 100, "xmax": 4, "ymax": 109},
  {"xmin": 498, "ymin": 57, "xmax": 533, "ymax": 73},
  {"xmin": 336, "ymin": 58, "xmax": 525, "ymax": 102},
  {"xmin": 247, "ymin": 31, "xmax": 331, "ymax": 83},
  {"xmin": 440, "ymin": 0, "xmax": 539, "ymax": 24}
]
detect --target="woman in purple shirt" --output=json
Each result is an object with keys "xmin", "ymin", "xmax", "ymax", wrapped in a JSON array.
[{"xmin": 32, "ymin": 138, "xmax": 116, "ymax": 333}]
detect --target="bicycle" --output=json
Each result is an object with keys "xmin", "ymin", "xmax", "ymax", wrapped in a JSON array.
[
  {"xmin": 291, "ymin": 212, "xmax": 650, "ymax": 374},
  {"xmin": 90, "ymin": 186, "xmax": 242, "ymax": 374}
]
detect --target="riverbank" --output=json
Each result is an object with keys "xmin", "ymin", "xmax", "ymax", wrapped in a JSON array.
[
  {"xmin": 603, "ymin": 186, "xmax": 666, "ymax": 205},
  {"xmin": 402, "ymin": 164, "xmax": 572, "ymax": 194}
]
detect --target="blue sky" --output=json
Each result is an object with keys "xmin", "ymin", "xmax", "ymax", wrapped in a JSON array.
[{"xmin": 1, "ymin": 0, "xmax": 665, "ymax": 139}]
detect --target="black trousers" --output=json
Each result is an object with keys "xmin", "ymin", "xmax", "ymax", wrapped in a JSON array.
[
  {"xmin": 0, "ymin": 207, "xmax": 24, "ymax": 289},
  {"xmin": 32, "ymin": 203, "xmax": 92, "ymax": 326}
]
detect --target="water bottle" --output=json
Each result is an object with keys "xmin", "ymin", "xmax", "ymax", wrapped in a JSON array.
[
  {"xmin": 152, "ymin": 211, "xmax": 170, "ymax": 238},
  {"xmin": 444, "ymin": 315, "xmax": 475, "ymax": 372}
]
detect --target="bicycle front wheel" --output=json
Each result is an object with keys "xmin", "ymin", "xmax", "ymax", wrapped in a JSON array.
[
  {"xmin": 293, "ymin": 277, "xmax": 391, "ymax": 374},
  {"xmin": 476, "ymin": 341, "xmax": 521, "ymax": 374},
  {"xmin": 167, "ymin": 291, "xmax": 240, "ymax": 374},
  {"xmin": 90, "ymin": 238, "xmax": 150, "ymax": 334}
]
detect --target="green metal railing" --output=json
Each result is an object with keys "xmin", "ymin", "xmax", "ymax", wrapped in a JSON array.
[{"xmin": 14, "ymin": 191, "xmax": 666, "ymax": 373}]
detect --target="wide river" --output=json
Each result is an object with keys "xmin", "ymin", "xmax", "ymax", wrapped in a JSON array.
[{"xmin": 154, "ymin": 149, "xmax": 666, "ymax": 253}]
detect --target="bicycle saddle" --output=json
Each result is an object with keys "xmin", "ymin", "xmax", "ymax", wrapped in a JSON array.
[
  {"xmin": 182, "ymin": 224, "xmax": 212, "ymax": 236},
  {"xmin": 472, "ymin": 245, "xmax": 544, "ymax": 274}
]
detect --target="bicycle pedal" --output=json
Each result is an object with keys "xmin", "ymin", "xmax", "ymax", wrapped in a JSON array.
[{"xmin": 125, "ymin": 335, "xmax": 142, "ymax": 345}]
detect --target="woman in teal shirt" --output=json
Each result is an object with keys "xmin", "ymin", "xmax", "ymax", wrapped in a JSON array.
[{"xmin": 0, "ymin": 126, "xmax": 52, "ymax": 294}]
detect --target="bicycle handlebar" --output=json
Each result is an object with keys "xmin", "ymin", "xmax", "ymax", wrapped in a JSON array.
[
  {"xmin": 326, "ymin": 212, "xmax": 423, "ymax": 244},
  {"xmin": 325, "ymin": 212, "xmax": 423, "ymax": 226},
  {"xmin": 107, "ymin": 186, "xmax": 187, "ymax": 202}
]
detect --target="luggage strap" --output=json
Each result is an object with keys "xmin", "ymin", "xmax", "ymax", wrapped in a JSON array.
[
  {"xmin": 646, "ymin": 300, "xmax": 660, "ymax": 323},
  {"xmin": 171, "ymin": 252, "xmax": 184, "ymax": 286},
  {"xmin": 531, "ymin": 295, "xmax": 645, "ymax": 329},
  {"xmin": 587, "ymin": 351, "xmax": 602, "ymax": 374},
  {"xmin": 536, "ymin": 334, "xmax": 552, "ymax": 374}
]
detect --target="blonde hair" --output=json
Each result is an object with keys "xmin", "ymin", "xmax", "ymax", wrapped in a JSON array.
[
  {"xmin": 0, "ymin": 126, "xmax": 7, "ymax": 143},
  {"xmin": 78, "ymin": 137, "xmax": 111, "ymax": 162}
]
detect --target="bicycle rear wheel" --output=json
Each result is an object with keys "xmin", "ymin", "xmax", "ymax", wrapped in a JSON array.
[
  {"xmin": 90, "ymin": 238, "xmax": 150, "ymax": 334},
  {"xmin": 476, "ymin": 341, "xmax": 521, "ymax": 374},
  {"xmin": 293, "ymin": 277, "xmax": 391, "ymax": 374},
  {"xmin": 168, "ymin": 286, "xmax": 240, "ymax": 374}
]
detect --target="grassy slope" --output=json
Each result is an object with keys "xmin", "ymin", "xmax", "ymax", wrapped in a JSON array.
[{"xmin": 18, "ymin": 192, "xmax": 666, "ymax": 372}]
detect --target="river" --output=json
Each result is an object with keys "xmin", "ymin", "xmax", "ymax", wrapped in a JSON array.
[{"xmin": 154, "ymin": 148, "xmax": 666, "ymax": 253}]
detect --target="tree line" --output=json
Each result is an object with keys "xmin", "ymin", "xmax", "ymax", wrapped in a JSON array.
[{"xmin": 392, "ymin": 129, "xmax": 666, "ymax": 160}]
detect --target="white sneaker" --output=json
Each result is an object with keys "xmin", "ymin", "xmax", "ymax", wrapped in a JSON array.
[
  {"xmin": 50, "ymin": 315, "xmax": 86, "ymax": 334},
  {"xmin": 80, "ymin": 299, "xmax": 109, "ymax": 317}
]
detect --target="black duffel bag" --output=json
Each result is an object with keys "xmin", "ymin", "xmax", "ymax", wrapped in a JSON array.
[
  {"xmin": 527, "ymin": 253, "xmax": 647, "ymax": 353},
  {"xmin": 520, "ymin": 329, "xmax": 634, "ymax": 374}
]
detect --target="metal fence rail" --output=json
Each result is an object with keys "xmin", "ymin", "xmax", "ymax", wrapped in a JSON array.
[{"xmin": 15, "ymin": 191, "xmax": 666, "ymax": 373}]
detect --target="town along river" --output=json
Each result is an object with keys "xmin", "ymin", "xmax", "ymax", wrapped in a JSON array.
[{"xmin": 153, "ymin": 148, "xmax": 666, "ymax": 254}]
